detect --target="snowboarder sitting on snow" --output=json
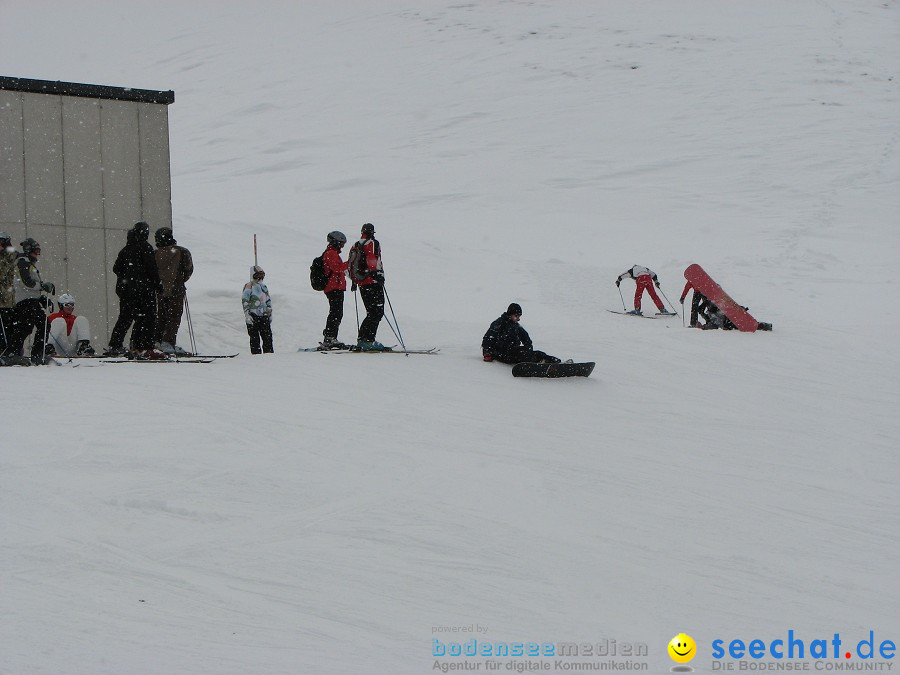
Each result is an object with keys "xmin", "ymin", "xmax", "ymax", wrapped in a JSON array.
[
  {"xmin": 481, "ymin": 303, "xmax": 561, "ymax": 364},
  {"xmin": 616, "ymin": 265, "xmax": 673, "ymax": 316},
  {"xmin": 45, "ymin": 294, "xmax": 95, "ymax": 357}
]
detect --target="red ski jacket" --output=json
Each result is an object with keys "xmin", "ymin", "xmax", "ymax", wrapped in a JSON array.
[{"xmin": 323, "ymin": 246, "xmax": 348, "ymax": 293}]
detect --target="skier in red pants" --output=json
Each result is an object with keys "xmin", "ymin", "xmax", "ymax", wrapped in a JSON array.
[{"xmin": 615, "ymin": 265, "xmax": 673, "ymax": 315}]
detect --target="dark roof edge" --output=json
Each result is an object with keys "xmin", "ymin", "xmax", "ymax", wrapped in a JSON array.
[{"xmin": 0, "ymin": 76, "xmax": 174, "ymax": 105}]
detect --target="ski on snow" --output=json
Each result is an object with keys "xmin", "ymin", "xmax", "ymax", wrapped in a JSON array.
[
  {"xmin": 607, "ymin": 309, "xmax": 677, "ymax": 319},
  {"xmin": 299, "ymin": 344, "xmax": 439, "ymax": 355}
]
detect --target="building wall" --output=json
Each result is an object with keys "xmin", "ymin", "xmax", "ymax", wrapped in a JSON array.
[{"xmin": 0, "ymin": 88, "xmax": 172, "ymax": 348}]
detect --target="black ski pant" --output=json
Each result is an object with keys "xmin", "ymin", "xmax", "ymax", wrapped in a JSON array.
[
  {"xmin": 494, "ymin": 345, "xmax": 559, "ymax": 365},
  {"xmin": 156, "ymin": 288, "xmax": 186, "ymax": 346},
  {"xmin": 110, "ymin": 295, "xmax": 157, "ymax": 351},
  {"xmin": 323, "ymin": 290, "xmax": 344, "ymax": 341},
  {"xmin": 3, "ymin": 299, "xmax": 49, "ymax": 358},
  {"xmin": 247, "ymin": 315, "xmax": 274, "ymax": 354},
  {"xmin": 358, "ymin": 283, "xmax": 384, "ymax": 343}
]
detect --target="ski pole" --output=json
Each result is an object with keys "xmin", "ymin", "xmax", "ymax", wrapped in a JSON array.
[
  {"xmin": 658, "ymin": 286, "xmax": 679, "ymax": 316},
  {"xmin": 383, "ymin": 285, "xmax": 406, "ymax": 351},
  {"xmin": 39, "ymin": 293, "xmax": 52, "ymax": 364},
  {"xmin": 253, "ymin": 234, "xmax": 258, "ymax": 267},
  {"xmin": 353, "ymin": 285, "xmax": 360, "ymax": 332},
  {"xmin": 617, "ymin": 284, "xmax": 627, "ymax": 311},
  {"xmin": 184, "ymin": 292, "xmax": 197, "ymax": 355}
]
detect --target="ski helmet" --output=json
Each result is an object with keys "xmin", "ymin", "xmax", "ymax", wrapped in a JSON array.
[
  {"xmin": 155, "ymin": 227, "xmax": 175, "ymax": 246},
  {"xmin": 132, "ymin": 222, "xmax": 150, "ymax": 240},
  {"xmin": 58, "ymin": 293, "xmax": 76, "ymax": 307},
  {"xmin": 20, "ymin": 238, "xmax": 40, "ymax": 255},
  {"xmin": 507, "ymin": 303, "xmax": 523, "ymax": 317},
  {"xmin": 327, "ymin": 230, "xmax": 347, "ymax": 247},
  {"xmin": 361, "ymin": 223, "xmax": 375, "ymax": 236}
]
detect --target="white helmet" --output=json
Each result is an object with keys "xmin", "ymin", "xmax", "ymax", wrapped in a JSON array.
[{"xmin": 58, "ymin": 293, "xmax": 76, "ymax": 306}]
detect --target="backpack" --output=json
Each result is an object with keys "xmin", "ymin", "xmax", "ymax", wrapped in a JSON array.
[
  {"xmin": 347, "ymin": 240, "xmax": 379, "ymax": 284},
  {"xmin": 310, "ymin": 255, "xmax": 328, "ymax": 291}
]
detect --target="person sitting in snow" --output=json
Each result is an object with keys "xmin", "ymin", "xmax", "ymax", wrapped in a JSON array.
[
  {"xmin": 45, "ymin": 294, "xmax": 96, "ymax": 357},
  {"xmin": 481, "ymin": 303, "xmax": 561, "ymax": 364},
  {"xmin": 615, "ymin": 265, "xmax": 673, "ymax": 316}
]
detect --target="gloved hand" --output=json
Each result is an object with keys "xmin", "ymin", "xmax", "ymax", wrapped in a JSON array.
[
  {"xmin": 351, "ymin": 282, "xmax": 358, "ymax": 292},
  {"xmin": 654, "ymin": 281, "xmax": 660, "ymax": 288},
  {"xmin": 41, "ymin": 281, "xmax": 55, "ymax": 294},
  {"xmin": 615, "ymin": 279, "xmax": 620, "ymax": 287},
  {"xmin": 679, "ymin": 297, "xmax": 685, "ymax": 304},
  {"xmin": 245, "ymin": 314, "xmax": 254, "ymax": 326}
]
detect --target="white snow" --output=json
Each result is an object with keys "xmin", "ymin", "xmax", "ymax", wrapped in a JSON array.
[{"xmin": 1, "ymin": 1, "xmax": 898, "ymax": 673}]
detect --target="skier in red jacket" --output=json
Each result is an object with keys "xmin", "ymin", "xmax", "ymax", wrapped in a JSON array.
[
  {"xmin": 615, "ymin": 265, "xmax": 673, "ymax": 315},
  {"xmin": 321, "ymin": 231, "xmax": 348, "ymax": 348},
  {"xmin": 348, "ymin": 223, "xmax": 386, "ymax": 351}
]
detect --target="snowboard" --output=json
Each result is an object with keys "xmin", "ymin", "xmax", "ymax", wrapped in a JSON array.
[
  {"xmin": 683, "ymin": 264, "xmax": 759, "ymax": 332},
  {"xmin": 512, "ymin": 361, "xmax": 595, "ymax": 378}
]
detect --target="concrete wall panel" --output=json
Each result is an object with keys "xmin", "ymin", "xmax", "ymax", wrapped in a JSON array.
[
  {"xmin": 0, "ymin": 91, "xmax": 26, "ymax": 226},
  {"xmin": 66, "ymin": 226, "xmax": 108, "ymax": 343},
  {"xmin": 62, "ymin": 97, "xmax": 104, "ymax": 229},
  {"xmin": 100, "ymin": 100, "xmax": 141, "ymax": 231},
  {"xmin": 139, "ymin": 104, "xmax": 172, "ymax": 230},
  {"xmin": 22, "ymin": 93, "xmax": 65, "ymax": 226}
]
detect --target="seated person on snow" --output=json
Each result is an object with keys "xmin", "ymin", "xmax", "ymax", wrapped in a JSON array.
[
  {"xmin": 481, "ymin": 303, "xmax": 561, "ymax": 364},
  {"xmin": 46, "ymin": 294, "xmax": 95, "ymax": 356}
]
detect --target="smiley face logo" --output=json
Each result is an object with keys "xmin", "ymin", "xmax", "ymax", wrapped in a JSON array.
[{"xmin": 668, "ymin": 633, "xmax": 696, "ymax": 663}]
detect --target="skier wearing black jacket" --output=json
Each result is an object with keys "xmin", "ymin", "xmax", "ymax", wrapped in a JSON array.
[
  {"xmin": 107, "ymin": 222, "xmax": 166, "ymax": 359},
  {"xmin": 1, "ymin": 238, "xmax": 54, "ymax": 365},
  {"xmin": 481, "ymin": 303, "xmax": 560, "ymax": 364}
]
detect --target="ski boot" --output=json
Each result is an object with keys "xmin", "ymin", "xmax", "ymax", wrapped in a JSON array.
[{"xmin": 356, "ymin": 340, "xmax": 387, "ymax": 352}]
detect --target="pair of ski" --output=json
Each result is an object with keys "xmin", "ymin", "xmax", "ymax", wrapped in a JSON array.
[
  {"xmin": 299, "ymin": 344, "xmax": 439, "ymax": 355},
  {"xmin": 56, "ymin": 353, "xmax": 238, "ymax": 365},
  {"xmin": 607, "ymin": 310, "xmax": 678, "ymax": 319}
]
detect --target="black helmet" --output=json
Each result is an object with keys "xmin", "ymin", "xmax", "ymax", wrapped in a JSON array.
[
  {"xmin": 327, "ymin": 230, "xmax": 347, "ymax": 247},
  {"xmin": 133, "ymin": 222, "xmax": 150, "ymax": 240},
  {"xmin": 155, "ymin": 227, "xmax": 175, "ymax": 246},
  {"xmin": 21, "ymin": 238, "xmax": 40, "ymax": 255},
  {"xmin": 507, "ymin": 303, "xmax": 523, "ymax": 317},
  {"xmin": 361, "ymin": 223, "xmax": 375, "ymax": 236}
]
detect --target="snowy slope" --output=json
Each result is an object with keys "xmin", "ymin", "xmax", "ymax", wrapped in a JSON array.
[{"xmin": 1, "ymin": 1, "xmax": 898, "ymax": 673}]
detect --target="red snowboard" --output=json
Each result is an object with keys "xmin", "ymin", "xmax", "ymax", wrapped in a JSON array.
[{"xmin": 683, "ymin": 264, "xmax": 759, "ymax": 332}]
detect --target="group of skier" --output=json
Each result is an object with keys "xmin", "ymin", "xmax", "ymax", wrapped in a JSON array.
[
  {"xmin": 3, "ymin": 218, "xmax": 769, "ymax": 367},
  {"xmin": 0, "ymin": 222, "xmax": 194, "ymax": 365}
]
